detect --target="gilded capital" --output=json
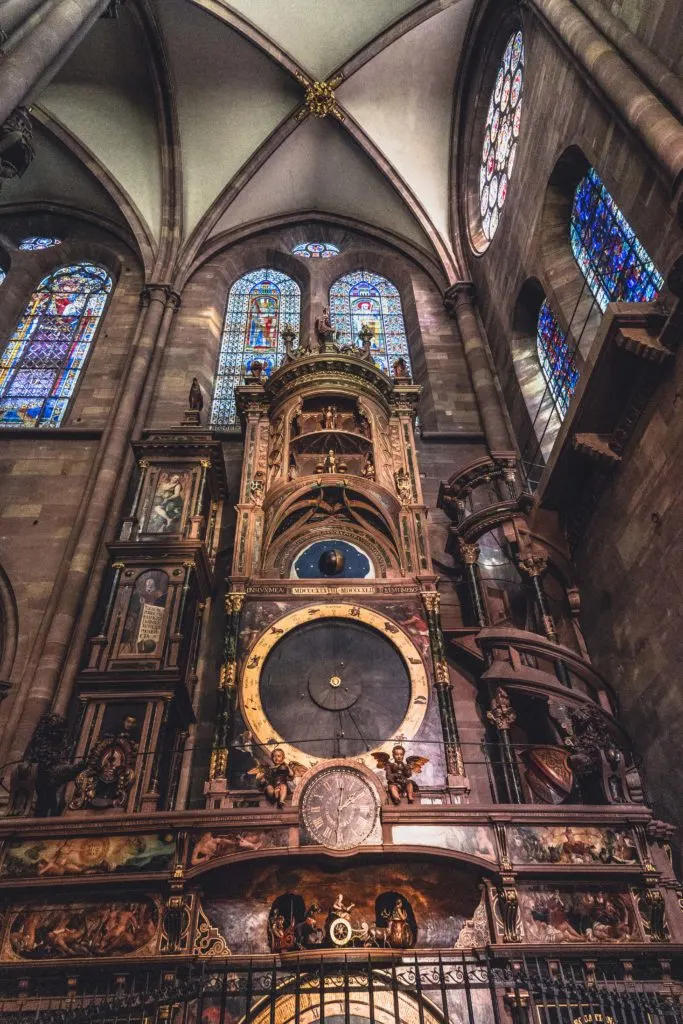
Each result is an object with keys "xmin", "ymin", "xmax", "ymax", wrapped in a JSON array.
[
  {"xmin": 517, "ymin": 551, "xmax": 548, "ymax": 577},
  {"xmin": 459, "ymin": 539, "xmax": 480, "ymax": 566},
  {"xmin": 226, "ymin": 592, "xmax": 246, "ymax": 615},
  {"xmin": 487, "ymin": 687, "xmax": 517, "ymax": 731}
]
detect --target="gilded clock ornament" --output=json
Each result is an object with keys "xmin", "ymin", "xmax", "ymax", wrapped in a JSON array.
[{"xmin": 300, "ymin": 766, "xmax": 379, "ymax": 849}]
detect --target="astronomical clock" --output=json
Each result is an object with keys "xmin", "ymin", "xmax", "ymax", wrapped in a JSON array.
[{"xmin": 204, "ymin": 325, "xmax": 470, "ymax": 837}]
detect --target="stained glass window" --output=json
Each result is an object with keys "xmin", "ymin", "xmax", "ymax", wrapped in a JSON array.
[
  {"xmin": 329, "ymin": 270, "xmax": 411, "ymax": 376},
  {"xmin": 0, "ymin": 262, "xmax": 113, "ymax": 428},
  {"xmin": 570, "ymin": 168, "xmax": 664, "ymax": 311},
  {"xmin": 479, "ymin": 29, "xmax": 524, "ymax": 243},
  {"xmin": 292, "ymin": 242, "xmax": 340, "ymax": 258},
  {"xmin": 18, "ymin": 236, "xmax": 61, "ymax": 251},
  {"xmin": 0, "ymin": 270, "xmax": 6, "ymax": 287},
  {"xmin": 537, "ymin": 299, "xmax": 579, "ymax": 418},
  {"xmin": 211, "ymin": 268, "xmax": 301, "ymax": 428}
]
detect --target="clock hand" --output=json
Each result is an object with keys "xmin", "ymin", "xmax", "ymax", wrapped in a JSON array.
[{"xmin": 335, "ymin": 780, "xmax": 345, "ymax": 844}]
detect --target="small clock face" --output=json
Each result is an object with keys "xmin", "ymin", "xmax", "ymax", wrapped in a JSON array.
[{"xmin": 301, "ymin": 767, "xmax": 379, "ymax": 849}]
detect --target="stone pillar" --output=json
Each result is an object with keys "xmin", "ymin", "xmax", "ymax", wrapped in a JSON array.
[
  {"xmin": 572, "ymin": 0, "xmax": 683, "ymax": 122},
  {"xmin": 444, "ymin": 282, "xmax": 513, "ymax": 454},
  {"xmin": 458, "ymin": 539, "xmax": 488, "ymax": 629},
  {"xmin": 205, "ymin": 591, "xmax": 245, "ymax": 806},
  {"xmin": 0, "ymin": 0, "xmax": 110, "ymax": 127},
  {"xmin": 529, "ymin": 0, "xmax": 683, "ymax": 196},
  {"xmin": 0, "ymin": 0, "xmax": 48, "ymax": 41},
  {"xmin": 3, "ymin": 284, "xmax": 176, "ymax": 765}
]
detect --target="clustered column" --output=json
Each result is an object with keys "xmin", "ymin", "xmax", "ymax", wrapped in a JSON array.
[
  {"xmin": 210, "ymin": 592, "xmax": 245, "ymax": 782},
  {"xmin": 421, "ymin": 591, "xmax": 467, "ymax": 788}
]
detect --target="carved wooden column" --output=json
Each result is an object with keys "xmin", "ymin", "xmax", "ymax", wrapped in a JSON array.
[
  {"xmin": 517, "ymin": 546, "xmax": 572, "ymax": 687},
  {"xmin": 487, "ymin": 686, "xmax": 523, "ymax": 804},
  {"xmin": 459, "ymin": 539, "xmax": 488, "ymax": 629},
  {"xmin": 207, "ymin": 591, "xmax": 245, "ymax": 790},
  {"xmin": 422, "ymin": 591, "xmax": 468, "ymax": 794}
]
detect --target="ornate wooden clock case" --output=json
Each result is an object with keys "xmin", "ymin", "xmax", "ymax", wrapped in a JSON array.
[{"xmin": 205, "ymin": 345, "xmax": 470, "ymax": 843}]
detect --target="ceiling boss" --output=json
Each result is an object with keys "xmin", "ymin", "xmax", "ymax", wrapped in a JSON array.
[{"xmin": 294, "ymin": 71, "xmax": 345, "ymax": 122}]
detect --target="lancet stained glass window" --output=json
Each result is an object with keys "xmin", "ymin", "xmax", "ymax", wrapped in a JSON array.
[
  {"xmin": 0, "ymin": 262, "xmax": 113, "ymax": 428},
  {"xmin": 329, "ymin": 270, "xmax": 411, "ymax": 376},
  {"xmin": 292, "ymin": 242, "xmax": 340, "ymax": 258},
  {"xmin": 570, "ymin": 168, "xmax": 664, "ymax": 311},
  {"xmin": 18, "ymin": 236, "xmax": 61, "ymax": 251},
  {"xmin": 211, "ymin": 268, "xmax": 301, "ymax": 428},
  {"xmin": 479, "ymin": 29, "xmax": 524, "ymax": 243},
  {"xmin": 537, "ymin": 299, "xmax": 578, "ymax": 418},
  {"xmin": 0, "ymin": 269, "xmax": 6, "ymax": 287}
]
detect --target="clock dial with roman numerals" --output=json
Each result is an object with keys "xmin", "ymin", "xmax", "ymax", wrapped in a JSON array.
[{"xmin": 301, "ymin": 767, "xmax": 379, "ymax": 849}]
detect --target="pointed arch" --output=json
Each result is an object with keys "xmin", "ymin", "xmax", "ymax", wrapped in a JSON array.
[
  {"xmin": 329, "ymin": 270, "xmax": 411, "ymax": 375},
  {"xmin": 211, "ymin": 267, "xmax": 301, "ymax": 427},
  {"xmin": 0, "ymin": 262, "xmax": 113, "ymax": 428}
]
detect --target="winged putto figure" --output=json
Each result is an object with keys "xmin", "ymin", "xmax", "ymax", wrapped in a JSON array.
[
  {"xmin": 248, "ymin": 745, "xmax": 307, "ymax": 808},
  {"xmin": 372, "ymin": 745, "xmax": 429, "ymax": 805}
]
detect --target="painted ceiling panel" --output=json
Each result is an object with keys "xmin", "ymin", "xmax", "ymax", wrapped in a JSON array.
[
  {"xmin": 155, "ymin": 0, "xmax": 302, "ymax": 237},
  {"xmin": 223, "ymin": 0, "xmax": 423, "ymax": 80},
  {"xmin": 211, "ymin": 116, "xmax": 435, "ymax": 252},
  {"xmin": 0, "ymin": 122, "xmax": 127, "ymax": 228},
  {"xmin": 337, "ymin": 0, "xmax": 475, "ymax": 243},
  {"xmin": 40, "ymin": 6, "xmax": 162, "ymax": 241}
]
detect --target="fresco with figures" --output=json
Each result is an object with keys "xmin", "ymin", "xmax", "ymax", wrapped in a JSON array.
[
  {"xmin": 0, "ymin": 833, "xmax": 175, "ymax": 877},
  {"xmin": 507, "ymin": 826, "xmax": 638, "ymax": 865},
  {"xmin": 518, "ymin": 887, "xmax": 640, "ymax": 943},
  {"xmin": 5, "ymin": 897, "xmax": 159, "ymax": 959}
]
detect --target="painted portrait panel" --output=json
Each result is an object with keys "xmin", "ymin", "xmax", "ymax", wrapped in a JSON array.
[
  {"xmin": 146, "ymin": 469, "xmax": 192, "ymax": 535},
  {"xmin": 518, "ymin": 887, "xmax": 639, "ymax": 943},
  {"xmin": 1, "ymin": 834, "xmax": 175, "ymax": 878},
  {"xmin": 508, "ymin": 825, "xmax": 638, "ymax": 865},
  {"xmin": 119, "ymin": 570, "xmax": 169, "ymax": 656}
]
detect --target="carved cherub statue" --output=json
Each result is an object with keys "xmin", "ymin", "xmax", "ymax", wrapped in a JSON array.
[
  {"xmin": 248, "ymin": 747, "xmax": 306, "ymax": 808},
  {"xmin": 372, "ymin": 745, "xmax": 429, "ymax": 805},
  {"xmin": 392, "ymin": 357, "xmax": 409, "ymax": 379},
  {"xmin": 358, "ymin": 323, "xmax": 374, "ymax": 361},
  {"xmin": 315, "ymin": 306, "xmax": 339, "ymax": 349}
]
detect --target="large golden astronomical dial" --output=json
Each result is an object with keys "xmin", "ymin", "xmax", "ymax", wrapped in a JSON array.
[{"xmin": 240, "ymin": 603, "xmax": 429, "ymax": 769}]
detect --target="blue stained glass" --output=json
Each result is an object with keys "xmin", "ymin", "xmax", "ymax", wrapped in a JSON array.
[
  {"xmin": 211, "ymin": 268, "xmax": 301, "ymax": 428},
  {"xmin": 292, "ymin": 242, "xmax": 340, "ymax": 258},
  {"xmin": 537, "ymin": 300, "xmax": 579, "ymax": 418},
  {"xmin": 0, "ymin": 262, "xmax": 112, "ymax": 428},
  {"xmin": 0, "ymin": 270, "xmax": 5, "ymax": 286},
  {"xmin": 329, "ymin": 270, "xmax": 412, "ymax": 377},
  {"xmin": 570, "ymin": 167, "xmax": 664, "ymax": 312},
  {"xmin": 480, "ymin": 30, "xmax": 524, "ymax": 242},
  {"xmin": 18, "ymin": 236, "xmax": 61, "ymax": 251}
]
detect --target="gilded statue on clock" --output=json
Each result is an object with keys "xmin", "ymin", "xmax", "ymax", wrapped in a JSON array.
[{"xmin": 238, "ymin": 603, "xmax": 430, "ymax": 771}]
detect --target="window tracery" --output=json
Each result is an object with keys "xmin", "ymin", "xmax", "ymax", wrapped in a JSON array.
[
  {"xmin": 329, "ymin": 270, "xmax": 411, "ymax": 375},
  {"xmin": 570, "ymin": 167, "xmax": 664, "ymax": 311},
  {"xmin": 18, "ymin": 236, "xmax": 61, "ymax": 251},
  {"xmin": 536, "ymin": 299, "xmax": 578, "ymax": 418},
  {"xmin": 211, "ymin": 268, "xmax": 301, "ymax": 428},
  {"xmin": 0, "ymin": 262, "xmax": 113, "ymax": 428},
  {"xmin": 479, "ymin": 29, "xmax": 524, "ymax": 243},
  {"xmin": 292, "ymin": 242, "xmax": 340, "ymax": 258}
]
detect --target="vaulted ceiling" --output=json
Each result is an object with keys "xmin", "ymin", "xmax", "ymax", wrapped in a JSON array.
[{"xmin": 1, "ymin": 0, "xmax": 477, "ymax": 280}]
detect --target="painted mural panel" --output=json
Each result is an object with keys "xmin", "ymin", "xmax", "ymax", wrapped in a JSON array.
[
  {"xmin": 119, "ymin": 570, "xmax": 169, "ymax": 656},
  {"xmin": 519, "ymin": 887, "xmax": 640, "ymax": 943},
  {"xmin": 190, "ymin": 828, "xmax": 289, "ymax": 866},
  {"xmin": 392, "ymin": 824, "xmax": 497, "ymax": 862},
  {"xmin": 145, "ymin": 469, "xmax": 193, "ymax": 534},
  {"xmin": 507, "ymin": 826, "xmax": 638, "ymax": 865},
  {"xmin": 0, "ymin": 833, "xmax": 175, "ymax": 878},
  {"xmin": 202, "ymin": 858, "xmax": 484, "ymax": 953},
  {"xmin": 6, "ymin": 897, "xmax": 159, "ymax": 959}
]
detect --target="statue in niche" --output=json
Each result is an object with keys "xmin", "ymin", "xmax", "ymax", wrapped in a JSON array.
[
  {"xmin": 248, "ymin": 747, "xmax": 306, "ymax": 808},
  {"xmin": 392, "ymin": 356, "xmax": 409, "ymax": 378},
  {"xmin": 358, "ymin": 322, "xmax": 374, "ymax": 361},
  {"xmin": 381, "ymin": 895, "xmax": 415, "ymax": 948},
  {"xmin": 188, "ymin": 377, "xmax": 203, "ymax": 411},
  {"xmin": 356, "ymin": 399, "xmax": 371, "ymax": 437},
  {"xmin": 281, "ymin": 323, "xmax": 299, "ymax": 361},
  {"xmin": 9, "ymin": 713, "xmax": 83, "ymax": 818},
  {"xmin": 372, "ymin": 745, "xmax": 429, "ymax": 804},
  {"xmin": 317, "ymin": 449, "xmax": 347, "ymax": 474},
  {"xmin": 248, "ymin": 359, "xmax": 264, "ymax": 381},
  {"xmin": 288, "ymin": 453, "xmax": 298, "ymax": 481},
  {"xmin": 315, "ymin": 306, "xmax": 339, "ymax": 350},
  {"xmin": 296, "ymin": 902, "xmax": 324, "ymax": 948},
  {"xmin": 323, "ymin": 405, "xmax": 338, "ymax": 430},
  {"xmin": 362, "ymin": 452, "xmax": 376, "ymax": 480},
  {"xmin": 69, "ymin": 715, "xmax": 139, "ymax": 811}
]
